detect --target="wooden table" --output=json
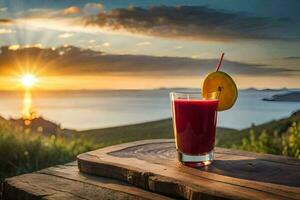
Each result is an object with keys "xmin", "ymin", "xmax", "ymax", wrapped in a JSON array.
[
  {"xmin": 3, "ymin": 139, "xmax": 300, "ymax": 200},
  {"xmin": 2, "ymin": 162, "xmax": 172, "ymax": 200}
]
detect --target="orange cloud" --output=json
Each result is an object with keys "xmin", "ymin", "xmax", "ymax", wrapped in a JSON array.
[
  {"xmin": 8, "ymin": 44, "xmax": 20, "ymax": 50},
  {"xmin": 0, "ymin": 45, "xmax": 296, "ymax": 78},
  {"xmin": 0, "ymin": 46, "xmax": 299, "ymax": 89},
  {"xmin": 63, "ymin": 6, "xmax": 81, "ymax": 15},
  {"xmin": 0, "ymin": 19, "xmax": 13, "ymax": 24}
]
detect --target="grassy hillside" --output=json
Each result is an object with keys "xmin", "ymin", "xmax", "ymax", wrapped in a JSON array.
[
  {"xmin": 217, "ymin": 110, "xmax": 300, "ymax": 147},
  {"xmin": 78, "ymin": 111, "xmax": 300, "ymax": 150},
  {"xmin": 0, "ymin": 120, "xmax": 94, "ymax": 180},
  {"xmin": 78, "ymin": 119, "xmax": 236, "ymax": 146},
  {"xmin": 1, "ymin": 110, "xmax": 299, "ymax": 180}
]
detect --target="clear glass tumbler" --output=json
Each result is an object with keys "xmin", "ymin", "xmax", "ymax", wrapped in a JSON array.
[{"xmin": 170, "ymin": 92, "xmax": 219, "ymax": 167}]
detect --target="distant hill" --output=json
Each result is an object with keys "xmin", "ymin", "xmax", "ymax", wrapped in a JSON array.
[
  {"xmin": 78, "ymin": 119, "xmax": 235, "ymax": 146},
  {"xmin": 244, "ymin": 87, "xmax": 289, "ymax": 92},
  {"xmin": 263, "ymin": 92, "xmax": 300, "ymax": 102},
  {"xmin": 0, "ymin": 110, "xmax": 299, "ymax": 180},
  {"xmin": 78, "ymin": 110, "xmax": 300, "ymax": 149},
  {"xmin": 2, "ymin": 109, "xmax": 299, "ymax": 149},
  {"xmin": 215, "ymin": 110, "xmax": 300, "ymax": 147},
  {"xmin": 0, "ymin": 116, "xmax": 75, "ymax": 137}
]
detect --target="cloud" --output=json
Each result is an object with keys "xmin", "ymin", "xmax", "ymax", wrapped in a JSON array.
[
  {"xmin": 58, "ymin": 32, "xmax": 74, "ymax": 38},
  {"xmin": 136, "ymin": 41, "xmax": 151, "ymax": 46},
  {"xmin": 83, "ymin": 3, "xmax": 104, "ymax": 14},
  {"xmin": 86, "ymin": 5, "xmax": 290, "ymax": 42},
  {"xmin": 0, "ymin": 7, "xmax": 7, "ymax": 12},
  {"xmin": 0, "ymin": 28, "xmax": 14, "ymax": 34},
  {"xmin": 0, "ymin": 19, "xmax": 13, "ymax": 24},
  {"xmin": 17, "ymin": 4, "xmax": 101, "ymax": 20},
  {"xmin": 0, "ymin": 45, "xmax": 297, "ymax": 77},
  {"xmin": 12, "ymin": 7, "xmax": 87, "ymax": 33},
  {"xmin": 24, "ymin": 43, "xmax": 43, "ymax": 48},
  {"xmin": 63, "ymin": 6, "xmax": 81, "ymax": 15},
  {"xmin": 7, "ymin": 44, "xmax": 43, "ymax": 50},
  {"xmin": 18, "ymin": 6, "xmax": 81, "ymax": 19},
  {"xmin": 8, "ymin": 44, "xmax": 20, "ymax": 50},
  {"xmin": 102, "ymin": 42, "xmax": 110, "ymax": 47},
  {"xmin": 18, "ymin": 8, "xmax": 61, "ymax": 18}
]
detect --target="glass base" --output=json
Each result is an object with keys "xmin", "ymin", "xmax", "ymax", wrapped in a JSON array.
[{"xmin": 177, "ymin": 150, "xmax": 214, "ymax": 167}]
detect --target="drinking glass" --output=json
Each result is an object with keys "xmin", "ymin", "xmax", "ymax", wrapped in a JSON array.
[{"xmin": 170, "ymin": 92, "xmax": 219, "ymax": 167}]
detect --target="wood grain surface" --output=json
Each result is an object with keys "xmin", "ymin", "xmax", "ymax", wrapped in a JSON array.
[
  {"xmin": 78, "ymin": 139, "xmax": 300, "ymax": 200},
  {"xmin": 2, "ymin": 162, "xmax": 173, "ymax": 200}
]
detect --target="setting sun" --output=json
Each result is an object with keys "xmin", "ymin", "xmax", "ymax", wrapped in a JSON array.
[{"xmin": 20, "ymin": 74, "xmax": 37, "ymax": 88}]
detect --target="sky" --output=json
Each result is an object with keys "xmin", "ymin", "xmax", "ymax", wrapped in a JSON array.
[{"xmin": 0, "ymin": 0, "xmax": 299, "ymax": 90}]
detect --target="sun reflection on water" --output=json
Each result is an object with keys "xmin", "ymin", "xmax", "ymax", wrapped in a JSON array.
[{"xmin": 22, "ymin": 90, "xmax": 36, "ymax": 121}]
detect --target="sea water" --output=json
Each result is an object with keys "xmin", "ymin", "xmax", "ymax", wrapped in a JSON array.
[{"xmin": 0, "ymin": 89, "xmax": 299, "ymax": 130}]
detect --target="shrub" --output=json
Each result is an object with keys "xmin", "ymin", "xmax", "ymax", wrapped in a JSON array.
[
  {"xmin": 0, "ymin": 122, "xmax": 94, "ymax": 180},
  {"xmin": 236, "ymin": 122, "xmax": 300, "ymax": 158}
]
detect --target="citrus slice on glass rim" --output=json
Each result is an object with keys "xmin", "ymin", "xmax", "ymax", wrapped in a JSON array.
[{"xmin": 202, "ymin": 71, "xmax": 238, "ymax": 111}]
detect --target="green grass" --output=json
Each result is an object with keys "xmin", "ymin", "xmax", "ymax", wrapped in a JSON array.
[
  {"xmin": 78, "ymin": 119, "xmax": 236, "ymax": 147},
  {"xmin": 0, "ymin": 110, "xmax": 299, "ymax": 180},
  {"xmin": 0, "ymin": 121, "xmax": 95, "ymax": 180},
  {"xmin": 217, "ymin": 111, "xmax": 300, "ymax": 147},
  {"xmin": 77, "ymin": 111, "xmax": 300, "ymax": 155},
  {"xmin": 236, "ymin": 122, "xmax": 300, "ymax": 158}
]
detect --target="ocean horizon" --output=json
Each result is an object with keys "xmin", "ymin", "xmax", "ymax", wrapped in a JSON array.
[{"xmin": 0, "ymin": 88, "xmax": 299, "ymax": 131}]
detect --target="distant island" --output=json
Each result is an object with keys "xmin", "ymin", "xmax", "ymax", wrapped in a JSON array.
[
  {"xmin": 263, "ymin": 92, "xmax": 300, "ymax": 102},
  {"xmin": 244, "ymin": 87, "xmax": 289, "ymax": 92}
]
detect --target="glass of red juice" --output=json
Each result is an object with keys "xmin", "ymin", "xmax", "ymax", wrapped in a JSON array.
[{"xmin": 170, "ymin": 92, "xmax": 219, "ymax": 167}]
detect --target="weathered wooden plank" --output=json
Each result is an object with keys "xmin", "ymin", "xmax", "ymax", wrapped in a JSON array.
[
  {"xmin": 77, "ymin": 139, "xmax": 300, "ymax": 200},
  {"xmin": 3, "ymin": 161, "xmax": 174, "ymax": 200}
]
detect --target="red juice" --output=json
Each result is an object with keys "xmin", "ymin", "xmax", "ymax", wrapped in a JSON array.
[{"xmin": 172, "ymin": 99, "xmax": 218, "ymax": 155}]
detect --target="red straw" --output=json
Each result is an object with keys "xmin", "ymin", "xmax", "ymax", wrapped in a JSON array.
[{"xmin": 216, "ymin": 52, "xmax": 225, "ymax": 71}]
